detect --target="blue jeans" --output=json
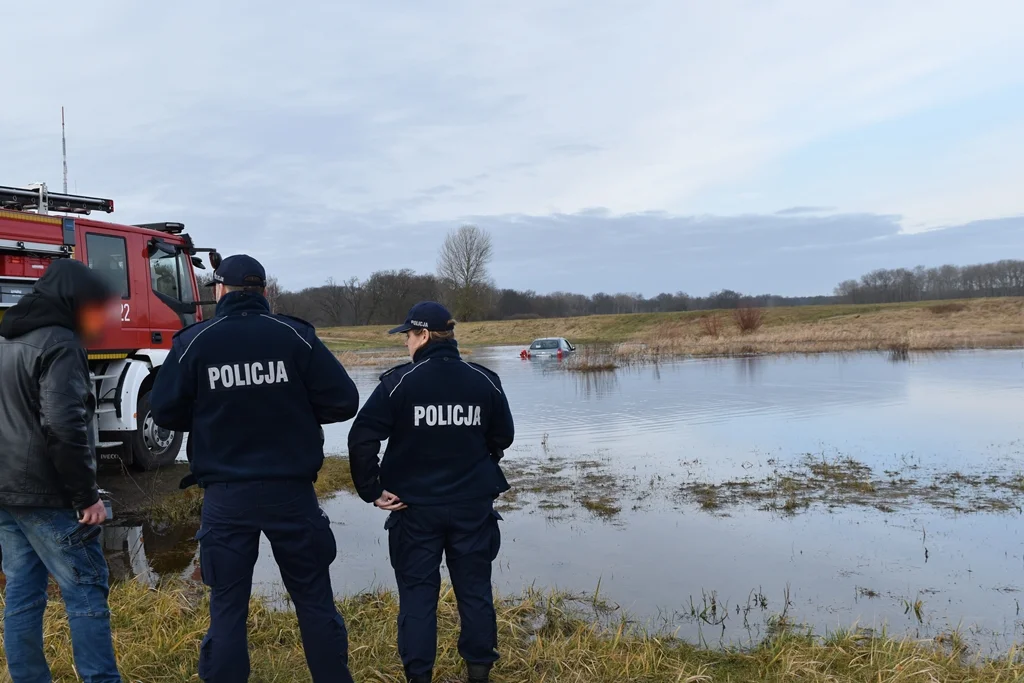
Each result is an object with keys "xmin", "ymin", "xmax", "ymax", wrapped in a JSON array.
[
  {"xmin": 0, "ymin": 506, "xmax": 121, "ymax": 683},
  {"xmin": 198, "ymin": 480, "xmax": 352, "ymax": 683}
]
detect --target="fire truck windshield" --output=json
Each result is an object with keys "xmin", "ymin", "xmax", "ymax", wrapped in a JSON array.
[{"xmin": 149, "ymin": 248, "xmax": 197, "ymax": 324}]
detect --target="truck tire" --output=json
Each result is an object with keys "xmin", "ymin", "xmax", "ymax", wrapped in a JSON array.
[{"xmin": 131, "ymin": 390, "xmax": 182, "ymax": 471}]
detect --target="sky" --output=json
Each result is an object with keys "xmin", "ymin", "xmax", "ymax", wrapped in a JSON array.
[{"xmin": 2, "ymin": 1, "xmax": 1023, "ymax": 297}]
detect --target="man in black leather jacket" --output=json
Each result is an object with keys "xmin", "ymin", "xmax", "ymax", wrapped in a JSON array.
[{"xmin": 0, "ymin": 258, "xmax": 122, "ymax": 683}]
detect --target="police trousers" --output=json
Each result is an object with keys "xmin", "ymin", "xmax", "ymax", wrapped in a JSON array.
[
  {"xmin": 197, "ymin": 480, "xmax": 353, "ymax": 683},
  {"xmin": 386, "ymin": 498, "xmax": 502, "ymax": 678}
]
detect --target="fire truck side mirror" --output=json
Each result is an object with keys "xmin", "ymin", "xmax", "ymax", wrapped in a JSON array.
[
  {"xmin": 191, "ymin": 256, "xmax": 206, "ymax": 269},
  {"xmin": 209, "ymin": 251, "xmax": 222, "ymax": 270}
]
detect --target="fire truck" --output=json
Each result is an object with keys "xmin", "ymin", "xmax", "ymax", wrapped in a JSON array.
[{"xmin": 0, "ymin": 183, "xmax": 220, "ymax": 471}]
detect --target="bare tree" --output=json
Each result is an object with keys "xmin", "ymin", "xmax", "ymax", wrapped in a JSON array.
[
  {"xmin": 437, "ymin": 224, "xmax": 494, "ymax": 320},
  {"xmin": 319, "ymin": 278, "xmax": 349, "ymax": 326},
  {"xmin": 196, "ymin": 272, "xmax": 217, "ymax": 321},
  {"xmin": 264, "ymin": 275, "xmax": 282, "ymax": 313},
  {"xmin": 339, "ymin": 277, "xmax": 365, "ymax": 325}
]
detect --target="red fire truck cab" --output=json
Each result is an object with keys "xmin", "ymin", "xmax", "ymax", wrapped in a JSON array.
[{"xmin": 0, "ymin": 183, "xmax": 220, "ymax": 471}]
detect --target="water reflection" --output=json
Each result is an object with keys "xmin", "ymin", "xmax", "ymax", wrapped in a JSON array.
[
  {"xmin": 573, "ymin": 370, "xmax": 619, "ymax": 398},
  {"xmin": 734, "ymin": 355, "xmax": 763, "ymax": 383},
  {"xmin": 103, "ymin": 522, "xmax": 198, "ymax": 585}
]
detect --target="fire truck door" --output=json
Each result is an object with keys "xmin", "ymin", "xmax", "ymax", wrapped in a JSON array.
[
  {"xmin": 146, "ymin": 241, "xmax": 197, "ymax": 348},
  {"xmin": 81, "ymin": 229, "xmax": 150, "ymax": 350}
]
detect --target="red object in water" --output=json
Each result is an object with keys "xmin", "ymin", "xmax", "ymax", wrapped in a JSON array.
[{"xmin": 520, "ymin": 349, "xmax": 530, "ymax": 360}]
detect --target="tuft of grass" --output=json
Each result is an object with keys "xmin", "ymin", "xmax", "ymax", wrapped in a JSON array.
[
  {"xmin": 13, "ymin": 580, "xmax": 1024, "ymax": 682},
  {"xmin": 691, "ymin": 483, "xmax": 722, "ymax": 511},
  {"xmin": 733, "ymin": 307, "xmax": 765, "ymax": 333},
  {"xmin": 577, "ymin": 496, "xmax": 622, "ymax": 518}
]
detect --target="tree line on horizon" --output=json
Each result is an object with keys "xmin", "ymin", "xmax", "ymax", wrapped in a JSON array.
[{"xmin": 203, "ymin": 226, "xmax": 1024, "ymax": 327}]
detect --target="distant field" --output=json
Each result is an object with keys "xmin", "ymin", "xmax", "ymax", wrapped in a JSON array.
[{"xmin": 319, "ymin": 297, "xmax": 1024, "ymax": 355}]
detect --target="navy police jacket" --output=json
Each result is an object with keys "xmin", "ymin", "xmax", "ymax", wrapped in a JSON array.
[
  {"xmin": 348, "ymin": 340, "xmax": 514, "ymax": 505},
  {"xmin": 151, "ymin": 292, "xmax": 359, "ymax": 485}
]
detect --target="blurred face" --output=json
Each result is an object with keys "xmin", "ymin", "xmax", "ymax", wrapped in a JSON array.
[
  {"xmin": 215, "ymin": 283, "xmax": 227, "ymax": 302},
  {"xmin": 405, "ymin": 329, "xmax": 429, "ymax": 358},
  {"xmin": 77, "ymin": 298, "xmax": 120, "ymax": 342}
]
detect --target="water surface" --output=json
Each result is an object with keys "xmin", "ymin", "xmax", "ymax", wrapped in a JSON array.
[{"xmin": 109, "ymin": 349, "xmax": 1024, "ymax": 650}]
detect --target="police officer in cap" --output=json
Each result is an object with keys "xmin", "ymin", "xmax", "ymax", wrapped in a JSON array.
[
  {"xmin": 348, "ymin": 302, "xmax": 515, "ymax": 683},
  {"xmin": 151, "ymin": 255, "xmax": 360, "ymax": 683}
]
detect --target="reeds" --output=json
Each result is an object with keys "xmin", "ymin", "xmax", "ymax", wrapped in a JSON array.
[
  {"xmin": 564, "ymin": 347, "xmax": 619, "ymax": 373},
  {"xmin": 14, "ymin": 579, "xmax": 1024, "ymax": 682}
]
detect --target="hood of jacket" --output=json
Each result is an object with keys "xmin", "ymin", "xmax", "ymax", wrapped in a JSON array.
[{"xmin": 0, "ymin": 259, "xmax": 115, "ymax": 340}]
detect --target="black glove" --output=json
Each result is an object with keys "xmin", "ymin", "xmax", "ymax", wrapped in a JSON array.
[{"xmin": 179, "ymin": 473, "xmax": 198, "ymax": 489}]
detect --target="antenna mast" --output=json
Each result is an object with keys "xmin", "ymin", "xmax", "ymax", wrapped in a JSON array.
[{"xmin": 61, "ymin": 107, "xmax": 68, "ymax": 194}]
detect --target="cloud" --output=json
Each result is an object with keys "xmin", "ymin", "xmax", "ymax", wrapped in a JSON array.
[
  {"xmin": 1, "ymin": 1, "xmax": 1022, "ymax": 297},
  {"xmin": 187, "ymin": 206, "xmax": 1022, "ymax": 297},
  {"xmin": 775, "ymin": 207, "xmax": 836, "ymax": 216}
]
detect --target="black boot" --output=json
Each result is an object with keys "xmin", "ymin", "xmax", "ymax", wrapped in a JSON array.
[
  {"xmin": 407, "ymin": 675, "xmax": 431, "ymax": 683},
  {"xmin": 467, "ymin": 663, "xmax": 491, "ymax": 683}
]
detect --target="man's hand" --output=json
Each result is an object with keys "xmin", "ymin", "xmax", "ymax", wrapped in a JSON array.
[
  {"xmin": 78, "ymin": 499, "xmax": 108, "ymax": 526},
  {"xmin": 374, "ymin": 490, "xmax": 407, "ymax": 511}
]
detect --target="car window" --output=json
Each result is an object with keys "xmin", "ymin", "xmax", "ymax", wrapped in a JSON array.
[{"xmin": 531, "ymin": 340, "xmax": 559, "ymax": 350}]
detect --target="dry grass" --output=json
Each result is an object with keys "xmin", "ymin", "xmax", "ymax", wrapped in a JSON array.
[
  {"xmin": 929, "ymin": 302, "xmax": 969, "ymax": 315},
  {"xmin": 632, "ymin": 298, "xmax": 1024, "ymax": 357},
  {"xmin": 319, "ymin": 298, "xmax": 1024, "ymax": 356},
  {"xmin": 9, "ymin": 579, "xmax": 1024, "ymax": 682},
  {"xmin": 699, "ymin": 314, "xmax": 725, "ymax": 337},
  {"xmin": 334, "ymin": 350, "xmax": 406, "ymax": 367}
]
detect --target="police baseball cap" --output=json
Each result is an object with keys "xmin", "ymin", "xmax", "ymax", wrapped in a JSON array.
[
  {"xmin": 388, "ymin": 301, "xmax": 456, "ymax": 335},
  {"xmin": 206, "ymin": 254, "xmax": 267, "ymax": 288}
]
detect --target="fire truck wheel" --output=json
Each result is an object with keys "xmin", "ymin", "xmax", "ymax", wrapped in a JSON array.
[{"xmin": 131, "ymin": 390, "xmax": 183, "ymax": 471}]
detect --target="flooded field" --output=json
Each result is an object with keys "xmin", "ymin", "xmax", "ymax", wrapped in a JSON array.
[{"xmin": 104, "ymin": 348, "xmax": 1024, "ymax": 652}]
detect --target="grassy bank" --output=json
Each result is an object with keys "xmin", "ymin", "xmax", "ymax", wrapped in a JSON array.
[
  {"xmin": 10, "ymin": 579, "xmax": 1024, "ymax": 682},
  {"xmin": 146, "ymin": 456, "xmax": 357, "ymax": 526},
  {"xmin": 319, "ymin": 297, "xmax": 1024, "ymax": 356}
]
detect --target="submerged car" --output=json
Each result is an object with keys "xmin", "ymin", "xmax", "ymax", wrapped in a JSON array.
[{"xmin": 524, "ymin": 337, "xmax": 576, "ymax": 358}]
